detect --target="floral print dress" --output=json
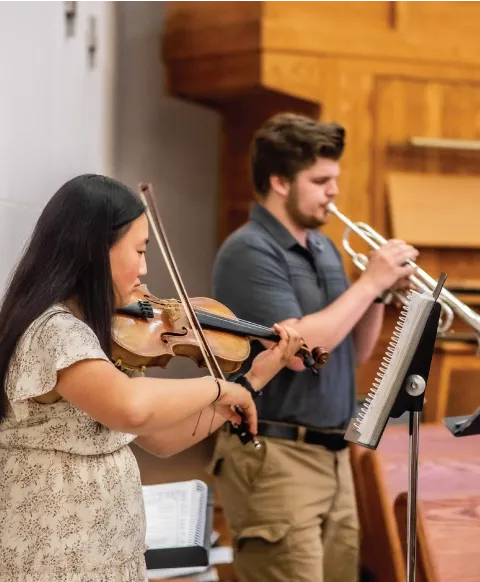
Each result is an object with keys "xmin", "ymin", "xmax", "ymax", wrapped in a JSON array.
[{"xmin": 0, "ymin": 306, "xmax": 148, "ymax": 581}]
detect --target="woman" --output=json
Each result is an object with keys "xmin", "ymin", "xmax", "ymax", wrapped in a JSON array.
[{"xmin": 0, "ymin": 174, "xmax": 303, "ymax": 582}]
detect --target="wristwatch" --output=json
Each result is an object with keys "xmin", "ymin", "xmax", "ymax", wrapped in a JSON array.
[{"xmin": 374, "ymin": 291, "xmax": 393, "ymax": 305}]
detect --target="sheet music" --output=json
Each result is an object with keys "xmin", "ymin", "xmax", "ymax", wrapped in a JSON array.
[
  {"xmin": 350, "ymin": 290, "xmax": 434, "ymax": 447},
  {"xmin": 142, "ymin": 480, "xmax": 208, "ymax": 550}
]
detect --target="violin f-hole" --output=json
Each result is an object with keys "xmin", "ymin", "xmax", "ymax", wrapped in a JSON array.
[{"xmin": 160, "ymin": 327, "xmax": 189, "ymax": 343}]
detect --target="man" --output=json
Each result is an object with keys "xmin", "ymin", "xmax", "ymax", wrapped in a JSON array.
[{"xmin": 209, "ymin": 113, "xmax": 418, "ymax": 582}]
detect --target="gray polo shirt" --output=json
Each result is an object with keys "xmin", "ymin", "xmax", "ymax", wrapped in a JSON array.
[{"xmin": 212, "ymin": 203, "xmax": 356, "ymax": 431}]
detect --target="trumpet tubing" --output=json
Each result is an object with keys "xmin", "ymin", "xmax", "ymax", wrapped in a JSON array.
[{"xmin": 326, "ymin": 202, "xmax": 480, "ymax": 338}]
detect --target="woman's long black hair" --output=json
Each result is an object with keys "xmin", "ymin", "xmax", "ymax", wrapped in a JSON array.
[{"xmin": 0, "ymin": 174, "xmax": 145, "ymax": 422}]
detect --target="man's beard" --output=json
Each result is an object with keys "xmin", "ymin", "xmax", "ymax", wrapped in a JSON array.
[{"xmin": 285, "ymin": 183, "xmax": 324, "ymax": 230}]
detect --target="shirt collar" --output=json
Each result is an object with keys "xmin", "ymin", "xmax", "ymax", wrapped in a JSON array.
[
  {"xmin": 250, "ymin": 203, "xmax": 302, "ymax": 250},
  {"xmin": 250, "ymin": 203, "xmax": 325, "ymax": 256}
]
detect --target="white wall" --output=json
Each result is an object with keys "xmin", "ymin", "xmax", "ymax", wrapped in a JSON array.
[
  {"xmin": 0, "ymin": 1, "xmax": 220, "ymax": 378},
  {"xmin": 0, "ymin": 3, "xmax": 219, "ymax": 290},
  {"xmin": 114, "ymin": 2, "xmax": 220, "ymax": 299},
  {"xmin": 0, "ymin": 1, "xmax": 117, "ymax": 290},
  {"xmin": 114, "ymin": 2, "xmax": 220, "ymax": 379}
]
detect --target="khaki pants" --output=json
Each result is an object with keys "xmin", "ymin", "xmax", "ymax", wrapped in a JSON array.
[{"xmin": 208, "ymin": 429, "xmax": 359, "ymax": 582}]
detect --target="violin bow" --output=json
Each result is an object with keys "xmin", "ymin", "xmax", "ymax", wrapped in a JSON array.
[{"xmin": 138, "ymin": 182, "xmax": 261, "ymax": 449}]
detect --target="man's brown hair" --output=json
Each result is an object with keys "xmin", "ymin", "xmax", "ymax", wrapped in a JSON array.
[{"xmin": 250, "ymin": 112, "xmax": 345, "ymax": 198}]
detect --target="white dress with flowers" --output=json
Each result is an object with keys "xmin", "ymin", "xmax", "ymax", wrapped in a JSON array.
[{"xmin": 0, "ymin": 305, "xmax": 148, "ymax": 581}]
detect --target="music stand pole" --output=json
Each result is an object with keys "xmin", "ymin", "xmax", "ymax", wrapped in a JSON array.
[
  {"xmin": 393, "ymin": 300, "xmax": 440, "ymax": 582},
  {"xmin": 403, "ymin": 371, "xmax": 425, "ymax": 582},
  {"xmin": 407, "ymin": 410, "xmax": 420, "ymax": 582}
]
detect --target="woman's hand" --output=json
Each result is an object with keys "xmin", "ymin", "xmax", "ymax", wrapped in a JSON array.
[
  {"xmin": 214, "ymin": 379, "xmax": 258, "ymax": 434},
  {"xmin": 245, "ymin": 324, "xmax": 303, "ymax": 391},
  {"xmin": 210, "ymin": 325, "xmax": 302, "ymax": 434}
]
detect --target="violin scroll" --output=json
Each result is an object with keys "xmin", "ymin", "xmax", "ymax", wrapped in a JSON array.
[
  {"xmin": 288, "ymin": 345, "xmax": 329, "ymax": 375},
  {"xmin": 311, "ymin": 346, "xmax": 330, "ymax": 368}
]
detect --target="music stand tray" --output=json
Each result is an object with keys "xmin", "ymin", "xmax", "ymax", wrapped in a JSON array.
[{"xmin": 444, "ymin": 408, "xmax": 480, "ymax": 437}]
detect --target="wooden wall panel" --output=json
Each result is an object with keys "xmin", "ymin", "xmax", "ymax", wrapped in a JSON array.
[
  {"xmin": 161, "ymin": 3, "xmax": 480, "ymax": 398},
  {"xmin": 258, "ymin": 55, "xmax": 480, "ymax": 284},
  {"xmin": 163, "ymin": 1, "xmax": 261, "ymax": 61},
  {"xmin": 261, "ymin": 2, "xmax": 480, "ymax": 66},
  {"xmin": 160, "ymin": 6, "xmax": 480, "ymax": 577},
  {"xmin": 216, "ymin": 89, "xmax": 319, "ymax": 244},
  {"xmin": 372, "ymin": 76, "xmax": 480, "ymax": 284},
  {"xmin": 262, "ymin": 53, "xmax": 327, "ymax": 105}
]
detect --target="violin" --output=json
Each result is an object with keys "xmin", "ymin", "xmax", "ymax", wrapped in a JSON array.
[
  {"xmin": 113, "ymin": 284, "xmax": 330, "ymax": 376},
  {"xmin": 112, "ymin": 182, "xmax": 329, "ymax": 449}
]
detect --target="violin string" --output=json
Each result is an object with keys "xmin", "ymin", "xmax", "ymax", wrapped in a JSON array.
[
  {"xmin": 194, "ymin": 308, "xmax": 272, "ymax": 331},
  {"xmin": 208, "ymin": 407, "xmax": 216, "ymax": 435},
  {"xmin": 135, "ymin": 296, "xmax": 309, "ymax": 361},
  {"xmin": 139, "ymin": 293, "xmax": 279, "ymax": 336},
  {"xmin": 194, "ymin": 308, "xmax": 278, "ymax": 336},
  {"xmin": 195, "ymin": 308, "xmax": 312, "ymax": 366}
]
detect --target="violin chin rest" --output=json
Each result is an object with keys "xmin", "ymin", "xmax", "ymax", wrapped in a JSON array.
[{"xmin": 116, "ymin": 300, "xmax": 154, "ymax": 319}]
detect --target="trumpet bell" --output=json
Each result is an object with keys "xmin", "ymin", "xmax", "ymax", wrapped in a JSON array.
[{"xmin": 326, "ymin": 202, "xmax": 480, "ymax": 341}]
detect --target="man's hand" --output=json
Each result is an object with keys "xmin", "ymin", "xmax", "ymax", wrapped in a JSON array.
[{"xmin": 361, "ymin": 239, "xmax": 419, "ymax": 296}]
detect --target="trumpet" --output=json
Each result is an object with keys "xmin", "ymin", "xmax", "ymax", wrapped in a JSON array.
[{"xmin": 326, "ymin": 202, "xmax": 480, "ymax": 340}]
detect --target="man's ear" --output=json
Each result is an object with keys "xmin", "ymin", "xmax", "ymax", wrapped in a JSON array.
[{"xmin": 269, "ymin": 175, "xmax": 290, "ymax": 198}]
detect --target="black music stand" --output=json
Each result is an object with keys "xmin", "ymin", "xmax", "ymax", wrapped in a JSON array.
[
  {"xmin": 387, "ymin": 284, "xmax": 442, "ymax": 582},
  {"xmin": 444, "ymin": 407, "xmax": 480, "ymax": 437},
  {"xmin": 347, "ymin": 275, "xmax": 445, "ymax": 582}
]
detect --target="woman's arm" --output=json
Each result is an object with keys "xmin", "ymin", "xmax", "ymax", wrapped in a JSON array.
[
  {"xmin": 134, "ymin": 404, "xmax": 227, "ymax": 457},
  {"xmin": 55, "ymin": 360, "xmax": 256, "ymax": 435},
  {"xmin": 55, "ymin": 323, "xmax": 301, "ymax": 445},
  {"xmin": 134, "ymin": 370, "xmax": 263, "ymax": 457}
]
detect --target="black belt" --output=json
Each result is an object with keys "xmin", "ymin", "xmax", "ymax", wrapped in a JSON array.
[{"xmin": 226, "ymin": 421, "xmax": 348, "ymax": 451}]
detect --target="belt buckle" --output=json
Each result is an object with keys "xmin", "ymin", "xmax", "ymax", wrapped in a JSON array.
[{"xmin": 296, "ymin": 426, "xmax": 307, "ymax": 442}]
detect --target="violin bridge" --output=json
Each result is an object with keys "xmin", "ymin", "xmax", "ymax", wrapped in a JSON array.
[{"xmin": 163, "ymin": 299, "xmax": 181, "ymax": 323}]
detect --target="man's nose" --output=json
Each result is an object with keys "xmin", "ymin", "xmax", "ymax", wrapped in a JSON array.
[{"xmin": 327, "ymin": 182, "xmax": 339, "ymax": 197}]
